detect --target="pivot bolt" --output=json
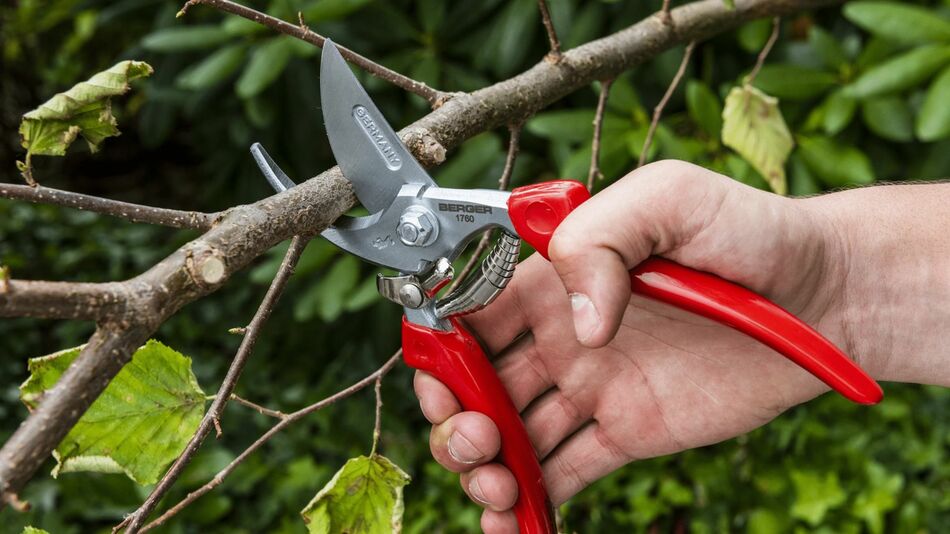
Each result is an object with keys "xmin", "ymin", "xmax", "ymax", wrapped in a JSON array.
[
  {"xmin": 397, "ymin": 206, "xmax": 439, "ymax": 246},
  {"xmin": 398, "ymin": 283, "xmax": 425, "ymax": 308}
]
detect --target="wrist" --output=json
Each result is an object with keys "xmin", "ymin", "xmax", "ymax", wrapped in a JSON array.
[{"xmin": 804, "ymin": 184, "xmax": 950, "ymax": 387}]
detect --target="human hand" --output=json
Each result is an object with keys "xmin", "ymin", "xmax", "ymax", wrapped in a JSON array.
[{"xmin": 415, "ymin": 160, "xmax": 868, "ymax": 532}]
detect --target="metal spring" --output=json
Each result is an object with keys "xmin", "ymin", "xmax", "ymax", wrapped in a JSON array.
[{"xmin": 434, "ymin": 231, "xmax": 521, "ymax": 319}]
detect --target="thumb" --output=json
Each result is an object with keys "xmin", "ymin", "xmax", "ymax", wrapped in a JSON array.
[
  {"xmin": 546, "ymin": 160, "xmax": 732, "ymax": 348},
  {"xmin": 548, "ymin": 222, "xmax": 635, "ymax": 348}
]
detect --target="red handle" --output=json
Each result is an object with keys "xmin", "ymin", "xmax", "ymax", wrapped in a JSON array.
[
  {"xmin": 508, "ymin": 180, "xmax": 883, "ymax": 405},
  {"xmin": 402, "ymin": 318, "xmax": 556, "ymax": 534}
]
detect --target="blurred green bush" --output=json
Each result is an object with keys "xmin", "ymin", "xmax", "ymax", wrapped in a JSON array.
[{"xmin": 1, "ymin": 0, "xmax": 947, "ymax": 532}]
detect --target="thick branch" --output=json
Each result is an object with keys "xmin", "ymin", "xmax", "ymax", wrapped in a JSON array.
[
  {"xmin": 181, "ymin": 0, "xmax": 446, "ymax": 105},
  {"xmin": 0, "ymin": 0, "xmax": 846, "ymax": 504},
  {"xmin": 0, "ymin": 183, "xmax": 216, "ymax": 231},
  {"xmin": 0, "ymin": 280, "xmax": 127, "ymax": 320}
]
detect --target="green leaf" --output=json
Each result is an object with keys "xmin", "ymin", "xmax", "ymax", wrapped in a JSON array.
[
  {"xmin": 435, "ymin": 133, "xmax": 503, "ymax": 188},
  {"xmin": 301, "ymin": 0, "xmax": 373, "ymax": 23},
  {"xmin": 236, "ymin": 37, "xmax": 296, "ymax": 98},
  {"xmin": 141, "ymin": 25, "xmax": 231, "ymax": 52},
  {"xmin": 797, "ymin": 134, "xmax": 875, "ymax": 187},
  {"xmin": 686, "ymin": 80, "xmax": 722, "ymax": 138},
  {"xmin": 19, "ymin": 340, "xmax": 205, "ymax": 485},
  {"xmin": 221, "ymin": 16, "xmax": 268, "ymax": 37},
  {"xmin": 844, "ymin": 2, "xmax": 950, "ymax": 45},
  {"xmin": 526, "ymin": 109, "xmax": 627, "ymax": 144},
  {"xmin": 604, "ymin": 77, "xmax": 644, "ymax": 115},
  {"xmin": 746, "ymin": 509, "xmax": 786, "ymax": 534},
  {"xmin": 176, "ymin": 44, "xmax": 246, "ymax": 90},
  {"xmin": 722, "ymin": 0, "xmax": 735, "ymax": 10},
  {"xmin": 790, "ymin": 470, "xmax": 847, "ymax": 526},
  {"xmin": 917, "ymin": 65, "xmax": 950, "ymax": 141},
  {"xmin": 737, "ymin": 19, "xmax": 772, "ymax": 53},
  {"xmin": 527, "ymin": 109, "xmax": 594, "ymax": 143},
  {"xmin": 23, "ymin": 528, "xmax": 50, "ymax": 534},
  {"xmin": 843, "ymin": 44, "xmax": 950, "ymax": 98},
  {"xmin": 861, "ymin": 96, "xmax": 913, "ymax": 142},
  {"xmin": 822, "ymin": 90, "xmax": 857, "ymax": 135},
  {"xmin": 721, "ymin": 85, "xmax": 793, "ymax": 195},
  {"xmin": 301, "ymin": 455, "xmax": 411, "ymax": 534},
  {"xmin": 851, "ymin": 463, "xmax": 904, "ymax": 534},
  {"xmin": 343, "ymin": 277, "xmax": 380, "ymax": 313},
  {"xmin": 751, "ymin": 65, "xmax": 838, "ymax": 101},
  {"xmin": 294, "ymin": 256, "xmax": 360, "ymax": 322},
  {"xmin": 809, "ymin": 26, "xmax": 849, "ymax": 70},
  {"xmin": 789, "ymin": 154, "xmax": 821, "ymax": 196},
  {"xmin": 17, "ymin": 60, "xmax": 152, "ymax": 178}
]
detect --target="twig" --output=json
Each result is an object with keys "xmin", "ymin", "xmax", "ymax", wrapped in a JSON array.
[
  {"xmin": 179, "ymin": 0, "xmax": 446, "ymax": 106},
  {"xmin": 587, "ymin": 79, "xmax": 614, "ymax": 191},
  {"xmin": 0, "ymin": 0, "xmax": 847, "ymax": 507},
  {"xmin": 638, "ymin": 41, "xmax": 696, "ymax": 168},
  {"xmin": 538, "ymin": 0, "xmax": 562, "ymax": 62},
  {"xmin": 229, "ymin": 394, "xmax": 286, "ymax": 419},
  {"xmin": 745, "ymin": 17, "xmax": 780, "ymax": 85},
  {"xmin": 370, "ymin": 376, "xmax": 383, "ymax": 456},
  {"xmin": 119, "ymin": 236, "xmax": 310, "ymax": 534},
  {"xmin": 0, "ymin": 183, "xmax": 217, "ymax": 231},
  {"xmin": 447, "ymin": 125, "xmax": 522, "ymax": 293},
  {"xmin": 661, "ymin": 0, "xmax": 674, "ymax": 25},
  {"xmin": 138, "ymin": 352, "xmax": 402, "ymax": 533}
]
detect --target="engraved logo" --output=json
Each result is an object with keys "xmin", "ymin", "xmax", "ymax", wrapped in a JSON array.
[
  {"xmin": 372, "ymin": 234, "xmax": 395, "ymax": 249},
  {"xmin": 353, "ymin": 105, "xmax": 402, "ymax": 171}
]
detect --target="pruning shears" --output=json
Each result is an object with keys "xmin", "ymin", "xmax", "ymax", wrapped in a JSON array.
[{"xmin": 252, "ymin": 40, "xmax": 883, "ymax": 534}]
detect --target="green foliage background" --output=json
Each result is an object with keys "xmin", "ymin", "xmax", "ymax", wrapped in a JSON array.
[{"xmin": 1, "ymin": 0, "xmax": 948, "ymax": 532}]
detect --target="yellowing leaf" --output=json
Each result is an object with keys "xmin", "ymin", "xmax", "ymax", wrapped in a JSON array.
[
  {"xmin": 721, "ymin": 85, "xmax": 793, "ymax": 195},
  {"xmin": 20, "ymin": 340, "xmax": 205, "ymax": 485},
  {"xmin": 17, "ymin": 60, "xmax": 153, "ymax": 181},
  {"xmin": 301, "ymin": 454, "xmax": 411, "ymax": 534}
]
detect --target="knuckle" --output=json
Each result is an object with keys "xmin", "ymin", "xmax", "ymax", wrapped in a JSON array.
[{"xmin": 547, "ymin": 227, "xmax": 584, "ymax": 266}]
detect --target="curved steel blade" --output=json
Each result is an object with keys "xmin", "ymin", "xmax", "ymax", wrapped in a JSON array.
[{"xmin": 320, "ymin": 39, "xmax": 435, "ymax": 214}]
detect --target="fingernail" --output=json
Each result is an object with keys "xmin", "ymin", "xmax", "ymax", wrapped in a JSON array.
[
  {"xmin": 417, "ymin": 394, "xmax": 436, "ymax": 423},
  {"xmin": 570, "ymin": 293, "xmax": 600, "ymax": 344},
  {"xmin": 448, "ymin": 431, "xmax": 484, "ymax": 464},
  {"xmin": 468, "ymin": 474, "xmax": 490, "ymax": 505}
]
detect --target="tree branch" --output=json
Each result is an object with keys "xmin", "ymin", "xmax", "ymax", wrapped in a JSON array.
[
  {"xmin": 0, "ymin": 279, "xmax": 128, "ymax": 320},
  {"xmin": 661, "ymin": 0, "xmax": 674, "ymax": 25},
  {"xmin": 228, "ymin": 394, "xmax": 286, "ymax": 419},
  {"xmin": 0, "ymin": 0, "xmax": 846, "ymax": 506},
  {"xmin": 638, "ymin": 41, "xmax": 696, "ymax": 168},
  {"xmin": 179, "ymin": 0, "xmax": 447, "ymax": 106},
  {"xmin": 587, "ymin": 79, "xmax": 614, "ymax": 191},
  {"xmin": 137, "ymin": 351, "xmax": 402, "ymax": 533},
  {"xmin": 745, "ymin": 17, "xmax": 781, "ymax": 84},
  {"xmin": 0, "ymin": 183, "xmax": 217, "ymax": 231},
  {"xmin": 370, "ymin": 375, "xmax": 383, "ymax": 456},
  {"xmin": 538, "ymin": 0, "xmax": 562, "ymax": 62},
  {"xmin": 120, "ymin": 235, "xmax": 310, "ymax": 533}
]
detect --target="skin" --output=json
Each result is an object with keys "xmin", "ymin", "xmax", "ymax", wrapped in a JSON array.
[{"xmin": 413, "ymin": 160, "xmax": 950, "ymax": 533}]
